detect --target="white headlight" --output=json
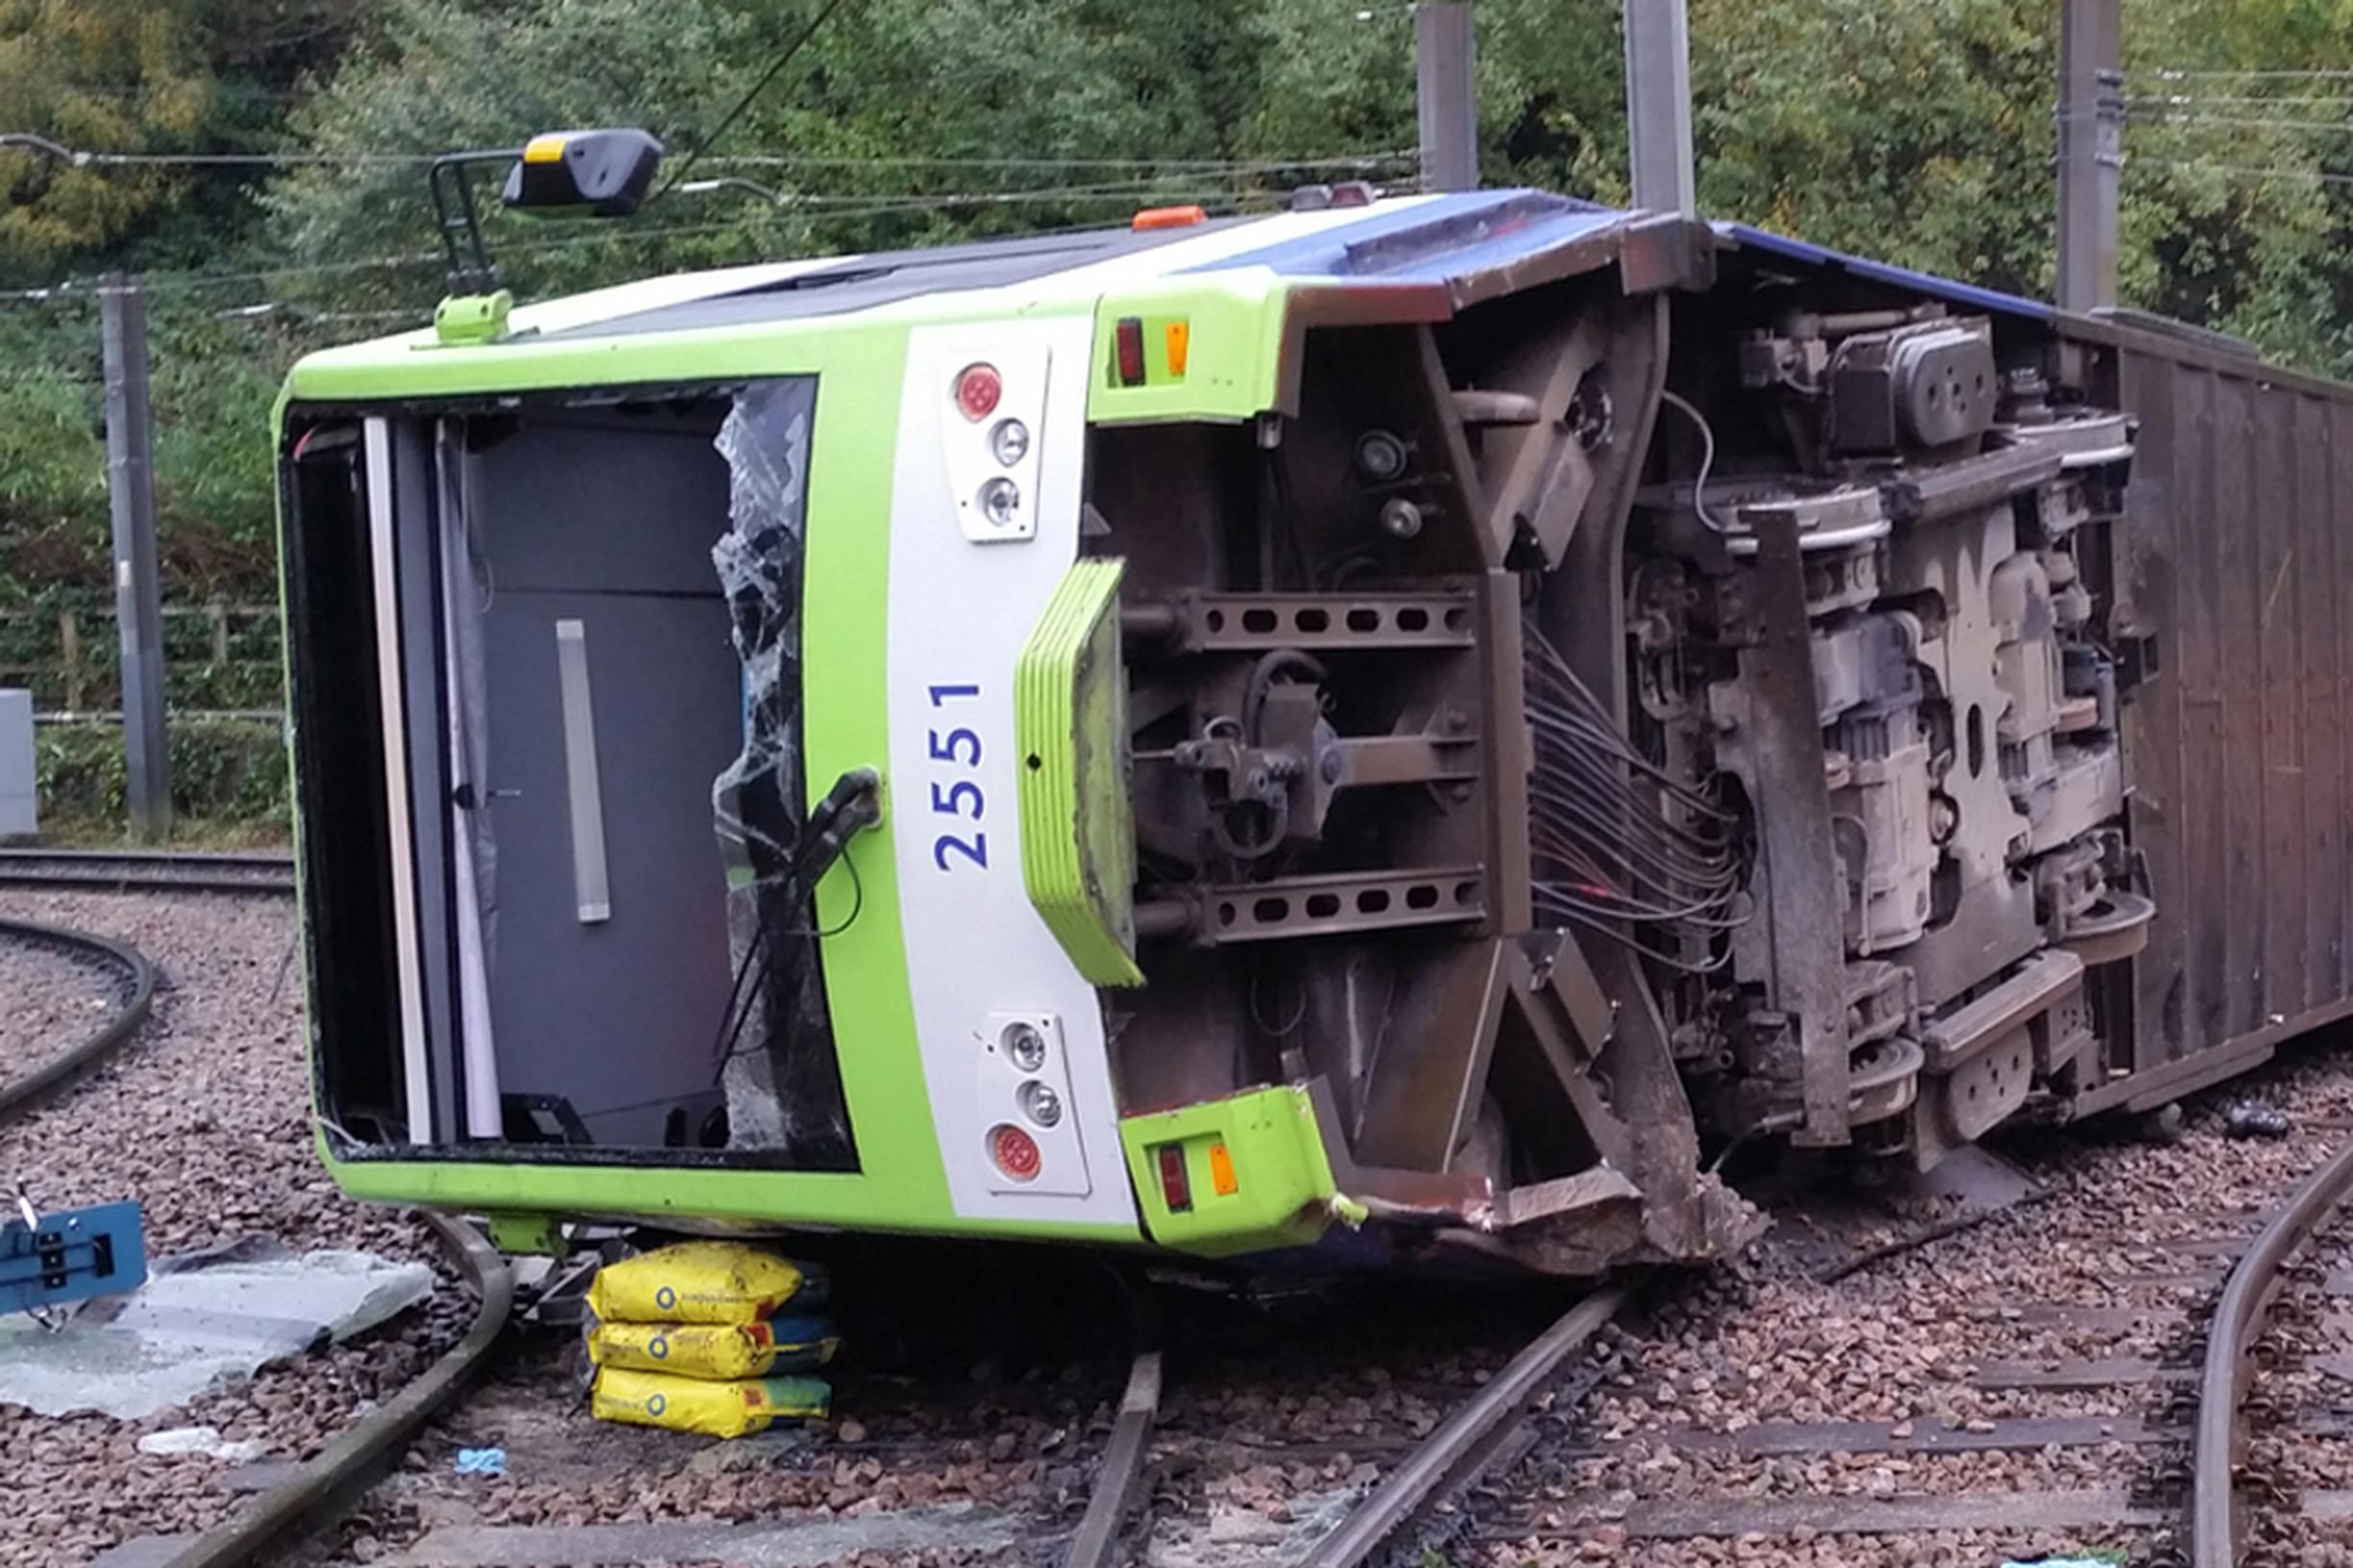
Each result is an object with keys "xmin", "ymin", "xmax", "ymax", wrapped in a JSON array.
[
  {"xmin": 1002, "ymin": 1020, "xmax": 1048, "ymax": 1072},
  {"xmin": 1019, "ymin": 1079, "xmax": 1064, "ymax": 1128},
  {"xmin": 990, "ymin": 417, "xmax": 1030, "ymax": 467},
  {"xmin": 978, "ymin": 477, "xmax": 1020, "ymax": 528}
]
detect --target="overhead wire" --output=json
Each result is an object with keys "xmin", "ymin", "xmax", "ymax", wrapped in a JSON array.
[
  {"xmin": 2130, "ymin": 67, "xmax": 2353, "ymax": 81},
  {"xmin": 2125, "ymin": 110, "xmax": 2353, "ymax": 134},
  {"xmin": 0, "ymin": 160, "xmax": 1411, "ymax": 304},
  {"xmin": 0, "ymin": 142, "xmax": 1412, "ymax": 172},
  {"xmin": 2127, "ymin": 156, "xmax": 2353, "ymax": 187},
  {"xmin": 650, "ymin": 0, "xmax": 861, "ymax": 205},
  {"xmin": 2125, "ymin": 93, "xmax": 2353, "ymax": 109}
]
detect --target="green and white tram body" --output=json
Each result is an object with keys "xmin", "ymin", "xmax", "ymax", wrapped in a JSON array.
[{"xmin": 280, "ymin": 177, "xmax": 2332, "ymax": 1274}]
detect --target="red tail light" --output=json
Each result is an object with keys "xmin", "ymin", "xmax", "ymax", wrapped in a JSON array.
[
  {"xmin": 990, "ymin": 1123, "xmax": 1042, "ymax": 1183},
  {"xmin": 954, "ymin": 362, "xmax": 1002, "ymax": 421},
  {"xmin": 1156, "ymin": 1143, "xmax": 1192, "ymax": 1213},
  {"xmin": 1114, "ymin": 317, "xmax": 1147, "ymax": 387}
]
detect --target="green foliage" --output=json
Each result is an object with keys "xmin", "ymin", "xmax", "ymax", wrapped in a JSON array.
[
  {"xmin": 35, "ymin": 716, "xmax": 288, "ymax": 837},
  {"xmin": 12, "ymin": 0, "xmax": 2353, "ymax": 838}
]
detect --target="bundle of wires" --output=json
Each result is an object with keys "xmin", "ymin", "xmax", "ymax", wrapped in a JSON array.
[{"xmin": 1526, "ymin": 631, "xmax": 1745, "ymax": 971}]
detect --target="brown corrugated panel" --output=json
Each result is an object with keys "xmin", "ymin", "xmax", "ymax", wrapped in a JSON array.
[
  {"xmin": 2116, "ymin": 338, "xmax": 2353, "ymax": 1079},
  {"xmin": 2295, "ymin": 392, "xmax": 2341, "ymax": 1011}
]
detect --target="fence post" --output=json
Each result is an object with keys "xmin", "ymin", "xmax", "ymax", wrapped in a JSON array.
[
  {"xmin": 208, "ymin": 601, "xmax": 230, "ymax": 666},
  {"xmin": 58, "ymin": 610, "xmax": 85, "ymax": 713}
]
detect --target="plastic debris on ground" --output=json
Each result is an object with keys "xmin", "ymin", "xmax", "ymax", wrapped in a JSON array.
[
  {"xmin": 454, "ymin": 1446, "xmax": 507, "ymax": 1477},
  {"xmin": 0, "ymin": 1239, "xmax": 433, "ymax": 1418},
  {"xmin": 2223, "ymin": 1099, "xmax": 2292, "ymax": 1139},
  {"xmin": 1999, "ymin": 1556, "xmax": 2127, "ymax": 1568},
  {"xmin": 584, "ymin": 1241, "xmax": 836, "ymax": 1439},
  {"xmin": 135, "ymin": 1425, "xmax": 269, "ymax": 1463}
]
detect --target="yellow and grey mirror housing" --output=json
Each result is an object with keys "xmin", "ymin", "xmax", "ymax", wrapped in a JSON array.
[{"xmin": 501, "ymin": 129, "xmax": 664, "ymax": 217}]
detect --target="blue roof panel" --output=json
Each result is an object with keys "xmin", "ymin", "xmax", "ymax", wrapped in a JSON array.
[
  {"xmin": 1189, "ymin": 190, "xmax": 1629, "ymax": 283},
  {"xmin": 1179, "ymin": 194, "xmax": 2052, "ymax": 328},
  {"xmin": 1718, "ymin": 223, "xmax": 2053, "ymax": 323}
]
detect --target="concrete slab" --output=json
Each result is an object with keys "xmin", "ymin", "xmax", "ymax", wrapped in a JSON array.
[
  {"xmin": 381, "ymin": 1503, "xmax": 1021, "ymax": 1566},
  {"xmin": 0, "ymin": 1247, "xmax": 432, "ymax": 1419}
]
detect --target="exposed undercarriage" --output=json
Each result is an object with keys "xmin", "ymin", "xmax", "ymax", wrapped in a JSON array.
[{"xmin": 1090, "ymin": 243, "xmax": 2143, "ymax": 1274}]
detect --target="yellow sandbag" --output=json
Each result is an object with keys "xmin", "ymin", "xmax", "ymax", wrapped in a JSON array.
[
  {"xmin": 587, "ymin": 1317, "xmax": 839, "ymax": 1381},
  {"xmin": 591, "ymin": 1366, "xmax": 831, "ymax": 1438},
  {"xmin": 585, "ymin": 1241, "xmax": 820, "ymax": 1325}
]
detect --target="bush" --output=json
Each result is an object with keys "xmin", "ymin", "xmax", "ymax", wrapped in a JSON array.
[{"xmin": 35, "ymin": 716, "xmax": 289, "ymax": 843}]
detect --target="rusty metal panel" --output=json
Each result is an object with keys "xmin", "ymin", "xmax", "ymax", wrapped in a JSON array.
[
  {"xmin": 2256, "ymin": 382, "xmax": 2307, "ymax": 1022},
  {"xmin": 2297, "ymin": 393, "xmax": 2343, "ymax": 1009},
  {"xmin": 2114, "ymin": 333, "xmax": 2353, "ymax": 1087},
  {"xmin": 2182, "ymin": 364, "xmax": 2231, "ymax": 1055},
  {"xmin": 2120, "ymin": 352, "xmax": 2185, "ymax": 1067},
  {"xmin": 2337, "ymin": 400, "xmax": 2353, "ymax": 1000},
  {"xmin": 2215, "ymin": 373, "xmax": 2263, "ymax": 1041}
]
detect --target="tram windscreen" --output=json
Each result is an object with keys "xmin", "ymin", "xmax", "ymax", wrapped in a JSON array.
[{"xmin": 282, "ymin": 381, "xmax": 853, "ymax": 1169}]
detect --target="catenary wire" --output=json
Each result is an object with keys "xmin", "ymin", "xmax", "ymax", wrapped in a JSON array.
[{"xmin": 0, "ymin": 170, "xmax": 1416, "ymax": 303}]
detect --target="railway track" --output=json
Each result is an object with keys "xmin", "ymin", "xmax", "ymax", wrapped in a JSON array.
[
  {"xmin": 1066, "ymin": 1286, "xmax": 1630, "ymax": 1568},
  {"xmin": 12, "ymin": 887, "xmax": 2353, "ymax": 1567},
  {"xmin": 0, "ymin": 917, "xmax": 155, "ymax": 1116},
  {"xmin": 2194, "ymin": 1120, "xmax": 2353, "ymax": 1567},
  {"xmin": 920, "ymin": 1068, "xmax": 2353, "ymax": 1568},
  {"xmin": 0, "ymin": 847, "xmax": 294, "ymax": 896},
  {"xmin": 0, "ymin": 913, "xmax": 508, "ymax": 1568}
]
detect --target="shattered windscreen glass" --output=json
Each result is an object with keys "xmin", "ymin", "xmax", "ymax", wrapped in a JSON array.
[{"xmin": 708, "ymin": 380, "xmax": 857, "ymax": 1169}]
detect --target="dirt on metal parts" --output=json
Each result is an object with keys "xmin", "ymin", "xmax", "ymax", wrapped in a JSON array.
[{"xmin": 0, "ymin": 892, "xmax": 459, "ymax": 1568}]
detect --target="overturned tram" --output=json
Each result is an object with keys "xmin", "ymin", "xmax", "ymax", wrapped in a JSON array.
[{"xmin": 277, "ymin": 181, "xmax": 2353, "ymax": 1274}]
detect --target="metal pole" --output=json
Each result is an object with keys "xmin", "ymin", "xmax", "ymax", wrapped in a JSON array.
[
  {"xmin": 2055, "ymin": 0, "xmax": 2122, "ymax": 312},
  {"xmin": 1414, "ymin": 2, "xmax": 1478, "ymax": 193},
  {"xmin": 101, "ymin": 272, "xmax": 171, "ymax": 840},
  {"xmin": 1624, "ymin": 0, "xmax": 1697, "ymax": 216}
]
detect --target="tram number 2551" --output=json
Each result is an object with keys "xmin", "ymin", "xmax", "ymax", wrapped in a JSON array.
[{"xmin": 925, "ymin": 683, "xmax": 988, "ymax": 871}]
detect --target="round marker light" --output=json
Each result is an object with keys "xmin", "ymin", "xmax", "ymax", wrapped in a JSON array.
[
  {"xmin": 978, "ymin": 477, "xmax": 1020, "ymax": 528},
  {"xmin": 1002, "ymin": 1020, "xmax": 1048, "ymax": 1072},
  {"xmin": 989, "ymin": 417, "xmax": 1030, "ymax": 467},
  {"xmin": 954, "ymin": 362, "xmax": 1002, "ymax": 421},
  {"xmin": 989, "ymin": 1122, "xmax": 1042, "ymax": 1182},
  {"xmin": 1019, "ymin": 1080, "xmax": 1064, "ymax": 1129}
]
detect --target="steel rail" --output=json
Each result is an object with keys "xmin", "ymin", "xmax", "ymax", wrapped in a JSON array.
[
  {"xmin": 158, "ymin": 1211, "xmax": 515, "ymax": 1568},
  {"xmin": 0, "ymin": 847, "xmax": 295, "ymax": 896},
  {"xmin": 1063, "ymin": 1348, "xmax": 1164, "ymax": 1568},
  {"xmin": 2193, "ymin": 1133, "xmax": 2353, "ymax": 1566},
  {"xmin": 1300, "ymin": 1284, "xmax": 1630, "ymax": 1568},
  {"xmin": 0, "ymin": 916, "xmax": 513, "ymax": 1567},
  {"xmin": 0, "ymin": 916, "xmax": 158, "ymax": 1116}
]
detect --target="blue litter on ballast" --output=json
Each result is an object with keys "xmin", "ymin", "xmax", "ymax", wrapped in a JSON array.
[
  {"xmin": 455, "ymin": 1447, "xmax": 506, "ymax": 1477},
  {"xmin": 0, "ymin": 1199, "xmax": 144, "ymax": 1318}
]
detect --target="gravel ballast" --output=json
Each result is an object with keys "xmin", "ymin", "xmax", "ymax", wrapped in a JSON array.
[
  {"xmin": 0, "ymin": 891, "xmax": 455, "ymax": 1568},
  {"xmin": 0, "ymin": 919, "xmax": 130, "ymax": 1079}
]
